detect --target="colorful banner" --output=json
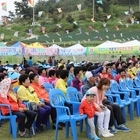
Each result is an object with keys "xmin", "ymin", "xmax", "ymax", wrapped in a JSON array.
[
  {"xmin": 25, "ymin": 48, "xmax": 58, "ymax": 56},
  {"xmin": 0, "ymin": 47, "xmax": 23, "ymax": 55},
  {"xmin": 86, "ymin": 46, "xmax": 139, "ymax": 54},
  {"xmin": 1, "ymin": 2, "xmax": 7, "ymax": 11}
]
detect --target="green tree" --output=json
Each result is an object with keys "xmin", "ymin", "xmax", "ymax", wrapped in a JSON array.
[{"xmin": 14, "ymin": 0, "xmax": 32, "ymax": 19}]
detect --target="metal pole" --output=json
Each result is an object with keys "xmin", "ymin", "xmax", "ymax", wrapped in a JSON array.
[
  {"xmin": 33, "ymin": 1, "xmax": 35, "ymax": 25},
  {"xmin": 93, "ymin": 0, "xmax": 95, "ymax": 20},
  {"xmin": 139, "ymin": 0, "xmax": 140, "ymax": 11}
]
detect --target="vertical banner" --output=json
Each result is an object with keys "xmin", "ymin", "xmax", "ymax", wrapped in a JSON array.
[
  {"xmin": 77, "ymin": 4, "xmax": 81, "ymax": 11},
  {"xmin": 1, "ymin": 2, "xmax": 7, "ymax": 11}
]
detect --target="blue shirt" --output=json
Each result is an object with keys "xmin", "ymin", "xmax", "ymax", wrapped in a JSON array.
[{"xmin": 27, "ymin": 59, "xmax": 33, "ymax": 67}]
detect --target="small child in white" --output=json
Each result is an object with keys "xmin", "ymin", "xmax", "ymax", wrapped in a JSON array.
[{"xmin": 79, "ymin": 90, "xmax": 100, "ymax": 140}]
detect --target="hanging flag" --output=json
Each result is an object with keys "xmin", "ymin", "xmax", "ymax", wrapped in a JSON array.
[
  {"xmin": 123, "ymin": 39, "xmax": 125, "ymax": 41},
  {"xmin": 115, "ymin": 26, "xmax": 119, "ymax": 30},
  {"xmin": 113, "ymin": 34, "xmax": 116, "ymax": 38},
  {"xmin": 73, "ymin": 21, "xmax": 78, "ymax": 26},
  {"xmin": 52, "ymin": 39, "xmax": 55, "ymax": 43},
  {"xmin": 127, "ymin": 38, "xmax": 130, "ymax": 41},
  {"xmin": 36, "ymin": 36, "xmax": 38, "ymax": 40},
  {"xmin": 105, "ymin": 28, "xmax": 108, "ymax": 32},
  {"xmin": 118, "ymin": 20, "xmax": 123, "ymax": 25},
  {"xmin": 88, "ymin": 39, "xmax": 90, "ymax": 42},
  {"xmin": 124, "ymin": 11, "xmax": 129, "ymax": 15},
  {"xmin": 66, "ymin": 30, "xmax": 69, "ymax": 34},
  {"xmin": 77, "ymin": 4, "xmax": 81, "ymax": 11},
  {"xmin": 125, "ymin": 23, "xmax": 129, "ymax": 28},
  {"xmin": 42, "ymin": 27, "xmax": 45, "ymax": 33},
  {"xmin": 0, "ymin": 34, "xmax": 4, "ymax": 40},
  {"xmin": 120, "ymin": 33, "xmax": 123, "ymax": 37},
  {"xmin": 132, "ymin": 37, "xmax": 135, "ymax": 40},
  {"xmin": 28, "ymin": 0, "xmax": 34, "ymax": 7},
  {"xmin": 97, "ymin": 0, "xmax": 103, "ymax": 4},
  {"xmin": 85, "ymin": 32, "xmax": 89, "ymax": 35},
  {"xmin": 56, "ymin": 32, "xmax": 60, "ymax": 36},
  {"xmin": 59, "ymin": 38, "xmax": 62, "ymax": 42},
  {"xmin": 91, "ymin": 18, "xmax": 95, "ymax": 22},
  {"xmin": 38, "ymin": 11, "xmax": 43, "ymax": 17},
  {"xmin": 1, "ymin": 2, "xmax": 7, "ymax": 11},
  {"xmin": 137, "ymin": 36, "xmax": 139, "ymax": 39},
  {"xmin": 68, "ymin": 36, "xmax": 73, "ymax": 39},
  {"xmin": 14, "ymin": 31, "xmax": 18, "ymax": 37},
  {"xmin": 56, "ymin": 24, "xmax": 62, "ymax": 28},
  {"xmin": 130, "ymin": 8, "xmax": 134, "ymax": 14},
  {"xmin": 83, "ymin": 40, "xmax": 87, "ymax": 43},
  {"xmin": 29, "ymin": 29, "xmax": 32, "ymax": 35},
  {"xmin": 99, "ymin": 37, "xmax": 102, "ymax": 40},
  {"xmin": 130, "ymin": 18, "xmax": 134, "ymax": 24},
  {"xmin": 89, "ymin": 26, "xmax": 94, "ymax": 31},
  {"xmin": 78, "ymin": 28, "xmax": 82, "ymax": 34},
  {"xmin": 107, "ymin": 15, "xmax": 111, "ymax": 19},
  {"xmin": 57, "ymin": 8, "xmax": 62, "ymax": 13},
  {"xmin": 44, "ymin": 34, "xmax": 50, "ymax": 38},
  {"xmin": 20, "ymin": 14, "xmax": 24, "ymax": 18},
  {"xmin": 103, "ymin": 22, "xmax": 106, "ymax": 27},
  {"xmin": 106, "ymin": 36, "xmax": 109, "ymax": 39}
]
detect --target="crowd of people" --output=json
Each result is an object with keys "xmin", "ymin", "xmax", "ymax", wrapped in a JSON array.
[{"xmin": 0, "ymin": 55, "xmax": 139, "ymax": 139}]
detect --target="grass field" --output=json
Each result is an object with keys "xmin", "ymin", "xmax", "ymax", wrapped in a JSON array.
[{"xmin": 1, "ymin": 114, "xmax": 140, "ymax": 140}]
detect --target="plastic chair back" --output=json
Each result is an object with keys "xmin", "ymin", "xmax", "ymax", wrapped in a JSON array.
[
  {"xmin": 43, "ymin": 83, "xmax": 53, "ymax": 92},
  {"xmin": 119, "ymin": 79, "xmax": 128, "ymax": 90},
  {"xmin": 134, "ymin": 76, "xmax": 140, "ymax": 87},
  {"xmin": 13, "ymin": 86, "xmax": 19, "ymax": 93},
  {"xmin": 66, "ymin": 87, "xmax": 81, "ymax": 114},
  {"xmin": 126, "ymin": 77, "xmax": 134, "ymax": 88},
  {"xmin": 67, "ymin": 79, "xmax": 72, "ymax": 87},
  {"xmin": 49, "ymin": 89, "xmax": 68, "ymax": 117},
  {"xmin": 110, "ymin": 80, "xmax": 120, "ymax": 92}
]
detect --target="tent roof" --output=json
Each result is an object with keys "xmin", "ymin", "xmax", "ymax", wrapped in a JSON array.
[
  {"xmin": 26, "ymin": 42, "xmax": 45, "ymax": 48},
  {"xmin": 10, "ymin": 41, "xmax": 27, "ymax": 47},
  {"xmin": 66, "ymin": 43, "xmax": 84, "ymax": 49},
  {"xmin": 118, "ymin": 40, "xmax": 140, "ymax": 47},
  {"xmin": 49, "ymin": 44, "xmax": 63, "ymax": 49},
  {"xmin": 97, "ymin": 41, "xmax": 121, "ymax": 48}
]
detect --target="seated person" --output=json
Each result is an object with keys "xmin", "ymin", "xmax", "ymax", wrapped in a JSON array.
[
  {"xmin": 72, "ymin": 67, "xmax": 83, "ymax": 91},
  {"xmin": 48, "ymin": 70, "xmax": 57, "ymax": 84},
  {"xmin": 38, "ymin": 68, "xmax": 48, "ymax": 85},
  {"xmin": 17, "ymin": 74, "xmax": 51, "ymax": 132},
  {"xmin": 0, "ymin": 78, "xmax": 36, "ymax": 138},
  {"xmin": 29, "ymin": 73, "xmax": 62, "ymax": 130}
]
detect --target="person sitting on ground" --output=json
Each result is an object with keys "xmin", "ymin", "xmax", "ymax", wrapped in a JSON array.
[{"xmin": 0, "ymin": 78, "xmax": 36, "ymax": 138}]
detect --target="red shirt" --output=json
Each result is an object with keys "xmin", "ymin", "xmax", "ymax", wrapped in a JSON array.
[{"xmin": 79, "ymin": 99, "xmax": 97, "ymax": 118}]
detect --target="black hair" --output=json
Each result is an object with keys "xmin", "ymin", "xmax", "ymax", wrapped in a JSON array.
[
  {"xmin": 38, "ymin": 68, "xmax": 46, "ymax": 75},
  {"xmin": 13, "ymin": 64, "xmax": 18, "ymax": 70},
  {"xmin": 0, "ymin": 68, "xmax": 7, "ymax": 73},
  {"xmin": 74, "ymin": 67, "xmax": 82, "ymax": 76},
  {"xmin": 67, "ymin": 64, "xmax": 74, "ymax": 71},
  {"xmin": 25, "ymin": 69, "xmax": 34, "ymax": 75},
  {"xmin": 29, "ymin": 56, "xmax": 32, "ymax": 59},
  {"xmin": 24, "ymin": 64, "xmax": 30, "ymax": 68},
  {"xmin": 118, "ymin": 69, "xmax": 125, "ymax": 74},
  {"xmin": 81, "ymin": 66, "xmax": 87, "ymax": 72},
  {"xmin": 60, "ymin": 70, "xmax": 69, "ymax": 79},
  {"xmin": 49, "ymin": 70, "xmax": 56, "ymax": 77},
  {"xmin": 56, "ymin": 70, "xmax": 61, "ymax": 78},
  {"xmin": 19, "ymin": 74, "xmax": 29, "ymax": 85},
  {"xmin": 58, "ymin": 65, "xmax": 64, "ymax": 70},
  {"xmin": 29, "ymin": 73, "xmax": 37, "ymax": 82}
]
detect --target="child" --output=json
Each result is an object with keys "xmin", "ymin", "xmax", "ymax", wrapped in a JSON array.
[{"xmin": 79, "ymin": 90, "xmax": 100, "ymax": 140}]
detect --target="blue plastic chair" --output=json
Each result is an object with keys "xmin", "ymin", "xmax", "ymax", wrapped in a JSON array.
[
  {"xmin": 105, "ymin": 89, "xmax": 126, "ymax": 122},
  {"xmin": 110, "ymin": 80, "xmax": 133, "ymax": 120},
  {"xmin": 0, "ymin": 104, "xmax": 17, "ymax": 140},
  {"xmin": 13, "ymin": 86, "xmax": 19, "ymax": 93},
  {"xmin": 80, "ymin": 85, "xmax": 85, "ymax": 96},
  {"xmin": 119, "ymin": 78, "xmax": 140, "ymax": 117},
  {"xmin": 43, "ymin": 83, "xmax": 54, "ymax": 92},
  {"xmin": 66, "ymin": 87, "xmax": 97, "ymax": 139},
  {"xmin": 67, "ymin": 79, "xmax": 72, "ymax": 87},
  {"xmin": 49, "ymin": 89, "xmax": 87, "ymax": 140},
  {"xmin": 126, "ymin": 77, "xmax": 140, "ymax": 97},
  {"xmin": 8, "ymin": 72, "xmax": 20, "ymax": 80},
  {"xmin": 134, "ymin": 76, "xmax": 140, "ymax": 87}
]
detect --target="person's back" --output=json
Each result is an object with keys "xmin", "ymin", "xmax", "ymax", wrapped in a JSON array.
[{"xmin": 27, "ymin": 56, "xmax": 33, "ymax": 67}]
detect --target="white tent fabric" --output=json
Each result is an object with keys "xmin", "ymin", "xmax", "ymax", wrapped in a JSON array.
[
  {"xmin": 49, "ymin": 44, "xmax": 63, "ymax": 49},
  {"xmin": 97, "ymin": 41, "xmax": 121, "ymax": 48},
  {"xmin": 118, "ymin": 40, "xmax": 140, "ymax": 47},
  {"xmin": 65, "ymin": 43, "xmax": 86, "ymax": 55}
]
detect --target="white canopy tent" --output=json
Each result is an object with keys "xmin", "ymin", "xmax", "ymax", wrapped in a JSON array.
[
  {"xmin": 49, "ymin": 44, "xmax": 63, "ymax": 49},
  {"xmin": 118, "ymin": 40, "xmax": 140, "ymax": 47},
  {"xmin": 96, "ymin": 41, "xmax": 121, "ymax": 48}
]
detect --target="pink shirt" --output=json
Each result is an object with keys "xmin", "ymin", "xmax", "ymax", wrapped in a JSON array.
[
  {"xmin": 38, "ymin": 76, "xmax": 49, "ymax": 85},
  {"xmin": 82, "ymin": 86, "xmax": 104, "ymax": 108}
]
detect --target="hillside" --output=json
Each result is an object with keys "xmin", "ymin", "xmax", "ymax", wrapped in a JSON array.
[{"xmin": 0, "ymin": 2, "xmax": 140, "ymax": 46}]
